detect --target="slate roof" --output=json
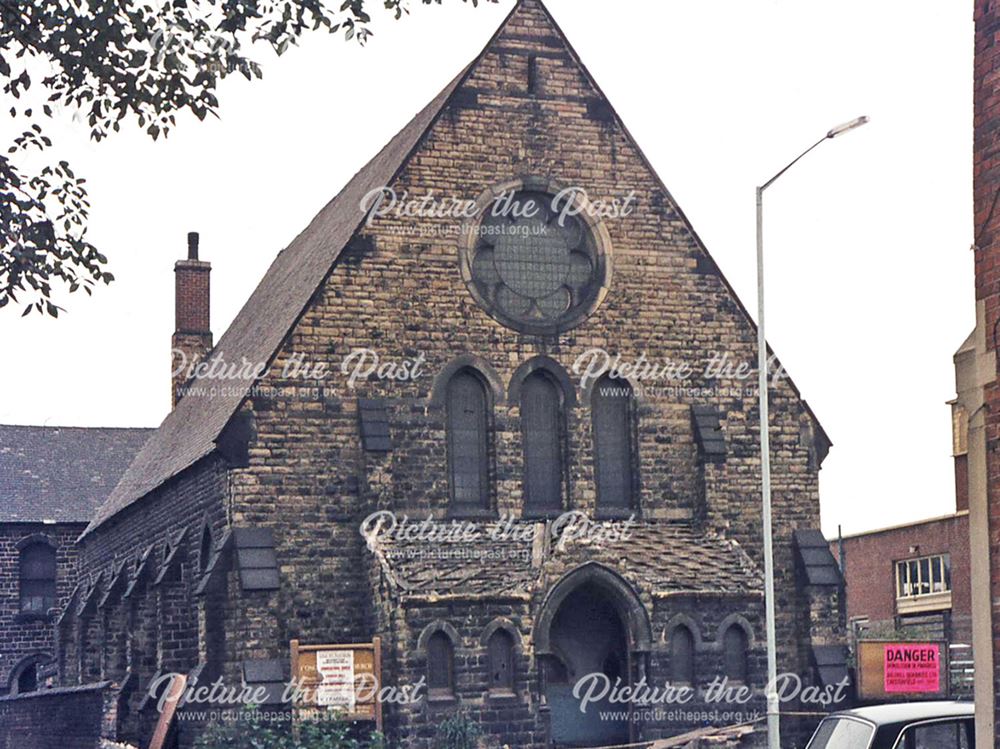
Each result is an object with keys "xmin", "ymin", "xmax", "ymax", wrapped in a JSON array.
[
  {"xmin": 0, "ymin": 425, "xmax": 153, "ymax": 523},
  {"xmin": 368, "ymin": 521, "xmax": 763, "ymax": 599},
  {"xmin": 84, "ymin": 0, "xmax": 830, "ymax": 535}
]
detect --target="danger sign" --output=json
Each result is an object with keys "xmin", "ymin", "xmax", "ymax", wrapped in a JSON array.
[
  {"xmin": 856, "ymin": 640, "xmax": 948, "ymax": 700},
  {"xmin": 884, "ymin": 643, "xmax": 940, "ymax": 693}
]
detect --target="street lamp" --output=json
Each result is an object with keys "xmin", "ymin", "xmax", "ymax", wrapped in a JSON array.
[{"xmin": 756, "ymin": 115, "xmax": 868, "ymax": 749}]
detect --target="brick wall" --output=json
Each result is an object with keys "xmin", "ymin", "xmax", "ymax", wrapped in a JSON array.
[
  {"xmin": 974, "ymin": 0, "xmax": 1000, "ymax": 737},
  {"xmin": 0, "ymin": 523, "xmax": 84, "ymax": 694},
  {"xmin": 0, "ymin": 681, "xmax": 115, "ymax": 749},
  {"xmin": 834, "ymin": 514, "xmax": 971, "ymax": 633}
]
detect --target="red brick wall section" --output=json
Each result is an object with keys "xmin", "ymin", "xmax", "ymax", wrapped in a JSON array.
[
  {"xmin": 832, "ymin": 514, "xmax": 971, "ymax": 624},
  {"xmin": 173, "ymin": 260, "xmax": 210, "ymax": 334},
  {"xmin": 975, "ymin": 0, "xmax": 1000, "ymax": 735},
  {"xmin": 0, "ymin": 681, "xmax": 115, "ymax": 749}
]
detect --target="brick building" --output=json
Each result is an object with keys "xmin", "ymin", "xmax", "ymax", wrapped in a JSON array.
[
  {"xmin": 969, "ymin": 0, "xmax": 1000, "ymax": 746},
  {"xmin": 53, "ymin": 1, "xmax": 846, "ymax": 746},
  {"xmin": 0, "ymin": 425, "xmax": 150, "ymax": 696},
  {"xmin": 832, "ymin": 512, "xmax": 972, "ymax": 697},
  {"xmin": 831, "ymin": 358, "xmax": 977, "ymax": 699}
]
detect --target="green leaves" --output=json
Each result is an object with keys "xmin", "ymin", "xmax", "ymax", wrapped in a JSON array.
[
  {"xmin": 0, "ymin": 129, "xmax": 110, "ymax": 316},
  {"xmin": 0, "ymin": 0, "xmax": 497, "ymax": 318}
]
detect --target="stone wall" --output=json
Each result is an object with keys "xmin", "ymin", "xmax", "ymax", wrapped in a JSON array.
[
  {"xmin": 0, "ymin": 523, "xmax": 84, "ymax": 694},
  {"xmin": 66, "ymin": 2, "xmax": 837, "ymax": 747}
]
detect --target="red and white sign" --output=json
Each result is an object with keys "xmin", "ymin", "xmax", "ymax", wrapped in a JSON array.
[{"xmin": 883, "ymin": 643, "xmax": 941, "ymax": 694}]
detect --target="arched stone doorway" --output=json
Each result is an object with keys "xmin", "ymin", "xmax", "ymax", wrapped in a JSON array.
[{"xmin": 535, "ymin": 564, "xmax": 652, "ymax": 748}]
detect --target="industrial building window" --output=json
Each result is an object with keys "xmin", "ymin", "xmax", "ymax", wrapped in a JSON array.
[
  {"xmin": 592, "ymin": 375, "xmax": 635, "ymax": 513},
  {"xmin": 446, "ymin": 369, "xmax": 490, "ymax": 512},
  {"xmin": 669, "ymin": 625, "xmax": 695, "ymax": 685},
  {"xmin": 427, "ymin": 631, "xmax": 455, "ymax": 698},
  {"xmin": 896, "ymin": 554, "xmax": 950, "ymax": 599},
  {"xmin": 487, "ymin": 629, "xmax": 515, "ymax": 694},
  {"xmin": 723, "ymin": 625, "xmax": 749, "ymax": 683},
  {"xmin": 19, "ymin": 542, "xmax": 56, "ymax": 614},
  {"xmin": 521, "ymin": 371, "xmax": 564, "ymax": 515}
]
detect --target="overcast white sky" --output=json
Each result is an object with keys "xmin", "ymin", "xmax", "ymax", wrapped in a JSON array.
[{"xmin": 0, "ymin": 0, "xmax": 974, "ymax": 537}]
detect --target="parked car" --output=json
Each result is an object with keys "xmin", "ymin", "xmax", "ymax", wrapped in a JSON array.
[{"xmin": 805, "ymin": 701, "xmax": 974, "ymax": 749}]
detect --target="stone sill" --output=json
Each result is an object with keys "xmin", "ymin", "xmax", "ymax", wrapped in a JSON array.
[{"xmin": 897, "ymin": 591, "xmax": 952, "ymax": 614}]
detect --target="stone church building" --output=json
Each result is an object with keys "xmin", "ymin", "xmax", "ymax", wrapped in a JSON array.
[{"xmin": 50, "ymin": 1, "xmax": 847, "ymax": 746}]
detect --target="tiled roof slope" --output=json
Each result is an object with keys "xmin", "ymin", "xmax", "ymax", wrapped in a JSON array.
[
  {"xmin": 368, "ymin": 521, "xmax": 763, "ymax": 599},
  {"xmin": 83, "ymin": 60, "xmax": 477, "ymax": 535},
  {"xmin": 0, "ymin": 425, "xmax": 153, "ymax": 523}
]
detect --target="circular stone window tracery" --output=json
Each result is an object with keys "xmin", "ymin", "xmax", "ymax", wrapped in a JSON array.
[{"xmin": 459, "ymin": 177, "xmax": 612, "ymax": 336}]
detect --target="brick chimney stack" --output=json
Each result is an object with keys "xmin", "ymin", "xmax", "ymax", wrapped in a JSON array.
[{"xmin": 171, "ymin": 232, "xmax": 212, "ymax": 406}]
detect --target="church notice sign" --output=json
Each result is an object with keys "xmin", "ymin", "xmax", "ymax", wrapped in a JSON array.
[
  {"xmin": 290, "ymin": 638, "xmax": 383, "ymax": 730},
  {"xmin": 857, "ymin": 640, "xmax": 948, "ymax": 700}
]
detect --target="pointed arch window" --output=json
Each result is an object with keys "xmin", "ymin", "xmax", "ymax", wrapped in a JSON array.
[
  {"xmin": 670, "ymin": 625, "xmax": 695, "ymax": 685},
  {"xmin": 592, "ymin": 375, "xmax": 636, "ymax": 514},
  {"xmin": 427, "ymin": 630, "xmax": 455, "ymax": 698},
  {"xmin": 19, "ymin": 542, "xmax": 56, "ymax": 615},
  {"xmin": 446, "ymin": 369, "xmax": 491, "ymax": 512},
  {"xmin": 521, "ymin": 371, "xmax": 564, "ymax": 515},
  {"xmin": 723, "ymin": 625, "xmax": 749, "ymax": 683},
  {"xmin": 199, "ymin": 525, "xmax": 213, "ymax": 575},
  {"xmin": 487, "ymin": 629, "xmax": 515, "ymax": 694}
]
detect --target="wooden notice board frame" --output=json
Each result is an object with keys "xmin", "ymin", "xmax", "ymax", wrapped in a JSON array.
[
  {"xmin": 290, "ymin": 637, "xmax": 383, "ymax": 731},
  {"xmin": 857, "ymin": 639, "xmax": 949, "ymax": 701}
]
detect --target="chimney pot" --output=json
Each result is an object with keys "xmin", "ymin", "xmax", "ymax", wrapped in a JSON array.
[{"xmin": 187, "ymin": 231, "xmax": 200, "ymax": 260}]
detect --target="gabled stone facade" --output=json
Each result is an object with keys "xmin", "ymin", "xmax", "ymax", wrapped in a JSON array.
[{"xmin": 62, "ymin": 2, "xmax": 845, "ymax": 746}]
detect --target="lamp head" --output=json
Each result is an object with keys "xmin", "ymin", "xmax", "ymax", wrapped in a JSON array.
[{"xmin": 827, "ymin": 116, "xmax": 870, "ymax": 139}]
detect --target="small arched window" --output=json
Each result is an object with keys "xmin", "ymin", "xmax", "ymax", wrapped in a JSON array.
[
  {"xmin": 521, "ymin": 371, "xmax": 564, "ymax": 515},
  {"xmin": 723, "ymin": 625, "xmax": 749, "ymax": 683},
  {"xmin": 427, "ymin": 630, "xmax": 455, "ymax": 698},
  {"xmin": 669, "ymin": 625, "xmax": 695, "ymax": 685},
  {"xmin": 19, "ymin": 542, "xmax": 56, "ymax": 615},
  {"xmin": 487, "ymin": 629, "xmax": 515, "ymax": 694},
  {"xmin": 199, "ymin": 525, "xmax": 213, "ymax": 575},
  {"xmin": 446, "ymin": 369, "xmax": 490, "ymax": 512},
  {"xmin": 592, "ymin": 375, "xmax": 635, "ymax": 513}
]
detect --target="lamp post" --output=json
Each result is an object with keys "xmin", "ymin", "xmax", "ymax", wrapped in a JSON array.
[{"xmin": 756, "ymin": 115, "xmax": 868, "ymax": 749}]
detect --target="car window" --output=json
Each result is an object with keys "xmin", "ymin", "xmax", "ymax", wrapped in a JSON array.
[
  {"xmin": 807, "ymin": 717, "xmax": 876, "ymax": 749},
  {"xmin": 896, "ymin": 720, "xmax": 972, "ymax": 749}
]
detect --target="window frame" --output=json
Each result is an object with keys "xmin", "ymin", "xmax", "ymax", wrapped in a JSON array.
[
  {"xmin": 895, "ymin": 554, "xmax": 951, "ymax": 600},
  {"xmin": 722, "ymin": 625, "xmax": 750, "ymax": 685},
  {"xmin": 591, "ymin": 374, "xmax": 638, "ymax": 518},
  {"xmin": 520, "ymin": 370, "xmax": 567, "ymax": 518},
  {"xmin": 445, "ymin": 367, "xmax": 493, "ymax": 517},
  {"xmin": 426, "ymin": 630, "xmax": 456, "ymax": 701},
  {"xmin": 18, "ymin": 541, "xmax": 57, "ymax": 617},
  {"xmin": 486, "ymin": 628, "xmax": 516, "ymax": 697},
  {"xmin": 669, "ymin": 624, "xmax": 696, "ymax": 686}
]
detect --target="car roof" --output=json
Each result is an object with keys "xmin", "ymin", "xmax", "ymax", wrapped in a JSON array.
[{"xmin": 833, "ymin": 701, "xmax": 974, "ymax": 725}]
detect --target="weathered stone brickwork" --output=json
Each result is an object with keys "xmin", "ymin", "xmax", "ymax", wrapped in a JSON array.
[
  {"xmin": 66, "ymin": 2, "xmax": 842, "ymax": 747},
  {"xmin": 0, "ymin": 524, "xmax": 82, "ymax": 694}
]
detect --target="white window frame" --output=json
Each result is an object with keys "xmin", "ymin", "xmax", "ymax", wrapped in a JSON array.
[{"xmin": 895, "ymin": 554, "xmax": 950, "ymax": 600}]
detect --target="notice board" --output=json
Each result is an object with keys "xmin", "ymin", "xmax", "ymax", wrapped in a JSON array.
[{"xmin": 290, "ymin": 637, "xmax": 382, "ymax": 730}]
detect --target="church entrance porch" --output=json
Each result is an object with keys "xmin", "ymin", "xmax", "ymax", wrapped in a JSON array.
[{"xmin": 536, "ymin": 563, "xmax": 653, "ymax": 748}]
